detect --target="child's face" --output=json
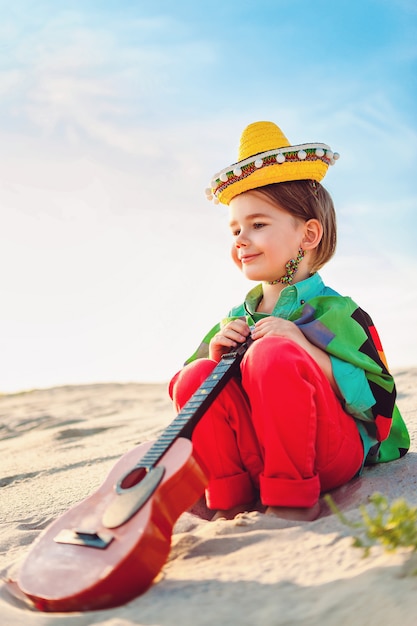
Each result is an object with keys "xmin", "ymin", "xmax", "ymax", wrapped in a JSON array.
[{"xmin": 229, "ymin": 191, "xmax": 307, "ymax": 284}]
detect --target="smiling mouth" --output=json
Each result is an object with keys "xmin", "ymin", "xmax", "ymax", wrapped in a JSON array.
[{"xmin": 240, "ymin": 254, "xmax": 260, "ymax": 264}]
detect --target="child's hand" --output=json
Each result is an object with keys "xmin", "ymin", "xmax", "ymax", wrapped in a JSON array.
[
  {"xmin": 251, "ymin": 317, "xmax": 305, "ymax": 346},
  {"xmin": 209, "ymin": 319, "xmax": 251, "ymax": 362}
]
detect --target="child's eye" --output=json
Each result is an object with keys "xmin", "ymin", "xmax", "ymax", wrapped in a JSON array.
[
  {"xmin": 253, "ymin": 223, "xmax": 265, "ymax": 229},
  {"xmin": 232, "ymin": 229, "xmax": 241, "ymax": 237}
]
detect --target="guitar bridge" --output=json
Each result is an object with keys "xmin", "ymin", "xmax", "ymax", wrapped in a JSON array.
[{"xmin": 54, "ymin": 528, "xmax": 114, "ymax": 549}]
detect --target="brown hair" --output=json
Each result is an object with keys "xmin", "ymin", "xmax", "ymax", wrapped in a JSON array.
[{"xmin": 254, "ymin": 180, "xmax": 337, "ymax": 273}]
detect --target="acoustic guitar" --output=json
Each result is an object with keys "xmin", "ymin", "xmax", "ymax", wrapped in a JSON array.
[{"xmin": 13, "ymin": 339, "xmax": 252, "ymax": 612}]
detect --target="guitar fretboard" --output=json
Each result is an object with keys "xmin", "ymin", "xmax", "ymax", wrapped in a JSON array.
[{"xmin": 137, "ymin": 339, "xmax": 251, "ymax": 470}]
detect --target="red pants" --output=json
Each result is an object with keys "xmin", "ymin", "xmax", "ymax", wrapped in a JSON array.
[{"xmin": 169, "ymin": 337, "xmax": 363, "ymax": 510}]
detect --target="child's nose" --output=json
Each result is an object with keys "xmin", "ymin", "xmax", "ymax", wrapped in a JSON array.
[{"xmin": 235, "ymin": 231, "xmax": 248, "ymax": 246}]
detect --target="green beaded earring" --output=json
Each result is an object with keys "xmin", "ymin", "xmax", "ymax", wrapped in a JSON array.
[{"xmin": 265, "ymin": 248, "xmax": 305, "ymax": 286}]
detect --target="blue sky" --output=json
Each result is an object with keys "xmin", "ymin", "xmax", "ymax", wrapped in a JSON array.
[{"xmin": 1, "ymin": 0, "xmax": 416, "ymax": 392}]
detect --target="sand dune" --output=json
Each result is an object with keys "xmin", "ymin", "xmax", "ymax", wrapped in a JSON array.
[{"xmin": 1, "ymin": 369, "xmax": 416, "ymax": 625}]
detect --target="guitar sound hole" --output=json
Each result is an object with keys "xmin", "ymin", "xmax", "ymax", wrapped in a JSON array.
[{"xmin": 119, "ymin": 467, "xmax": 147, "ymax": 490}]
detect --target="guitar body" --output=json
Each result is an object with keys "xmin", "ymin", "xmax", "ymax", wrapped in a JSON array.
[
  {"xmin": 16, "ymin": 438, "xmax": 207, "ymax": 612},
  {"xmin": 12, "ymin": 340, "xmax": 250, "ymax": 612}
]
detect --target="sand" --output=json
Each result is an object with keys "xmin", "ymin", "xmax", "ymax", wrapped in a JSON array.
[{"xmin": 1, "ymin": 369, "xmax": 416, "ymax": 625}]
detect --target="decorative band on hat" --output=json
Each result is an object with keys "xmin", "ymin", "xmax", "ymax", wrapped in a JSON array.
[{"xmin": 205, "ymin": 143, "xmax": 339, "ymax": 203}]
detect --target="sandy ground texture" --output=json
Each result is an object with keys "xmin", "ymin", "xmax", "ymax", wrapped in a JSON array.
[{"xmin": 0, "ymin": 369, "xmax": 416, "ymax": 626}]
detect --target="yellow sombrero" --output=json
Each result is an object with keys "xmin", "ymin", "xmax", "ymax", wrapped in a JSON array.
[{"xmin": 205, "ymin": 121, "xmax": 339, "ymax": 205}]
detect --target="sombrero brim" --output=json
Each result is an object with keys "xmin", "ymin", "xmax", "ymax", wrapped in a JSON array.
[{"xmin": 207, "ymin": 143, "xmax": 338, "ymax": 206}]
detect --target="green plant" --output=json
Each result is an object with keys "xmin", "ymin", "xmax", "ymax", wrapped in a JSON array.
[{"xmin": 324, "ymin": 492, "xmax": 417, "ymax": 558}]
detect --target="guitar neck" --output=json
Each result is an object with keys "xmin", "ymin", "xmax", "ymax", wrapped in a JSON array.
[{"xmin": 139, "ymin": 339, "xmax": 252, "ymax": 470}]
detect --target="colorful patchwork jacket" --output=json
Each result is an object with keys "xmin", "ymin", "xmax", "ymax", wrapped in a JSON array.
[{"xmin": 185, "ymin": 275, "xmax": 409, "ymax": 466}]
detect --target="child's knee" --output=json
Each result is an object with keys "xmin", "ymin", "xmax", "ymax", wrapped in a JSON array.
[
  {"xmin": 244, "ymin": 336, "xmax": 306, "ymax": 373},
  {"xmin": 169, "ymin": 359, "xmax": 217, "ymax": 408}
]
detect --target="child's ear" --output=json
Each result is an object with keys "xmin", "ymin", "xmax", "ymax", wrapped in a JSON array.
[{"xmin": 302, "ymin": 219, "xmax": 323, "ymax": 250}]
